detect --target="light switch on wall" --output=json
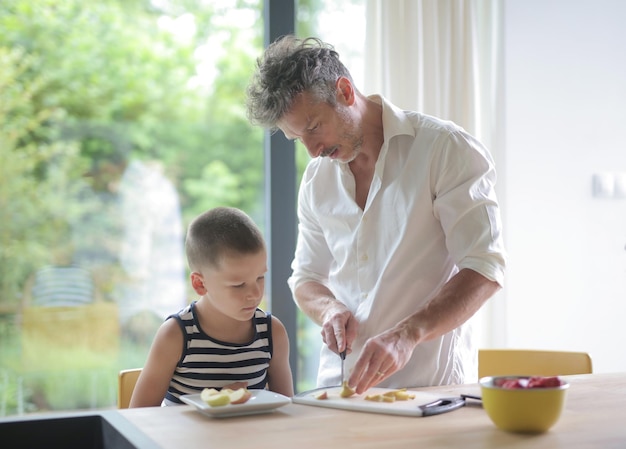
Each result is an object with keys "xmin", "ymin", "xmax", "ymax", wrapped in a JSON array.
[
  {"xmin": 592, "ymin": 173, "xmax": 614, "ymax": 198},
  {"xmin": 613, "ymin": 173, "xmax": 626, "ymax": 199}
]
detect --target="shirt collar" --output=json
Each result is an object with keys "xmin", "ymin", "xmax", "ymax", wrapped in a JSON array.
[
  {"xmin": 368, "ymin": 94, "xmax": 416, "ymax": 144},
  {"xmin": 335, "ymin": 95, "xmax": 415, "ymax": 176}
]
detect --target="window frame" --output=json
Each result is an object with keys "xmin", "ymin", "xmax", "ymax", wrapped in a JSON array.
[{"xmin": 264, "ymin": 0, "xmax": 299, "ymax": 390}]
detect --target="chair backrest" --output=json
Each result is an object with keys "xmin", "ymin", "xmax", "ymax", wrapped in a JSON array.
[
  {"xmin": 118, "ymin": 368, "xmax": 142, "ymax": 409},
  {"xmin": 478, "ymin": 349, "xmax": 593, "ymax": 379}
]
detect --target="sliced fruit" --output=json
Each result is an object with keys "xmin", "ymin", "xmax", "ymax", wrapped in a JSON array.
[
  {"xmin": 385, "ymin": 389, "xmax": 415, "ymax": 401},
  {"xmin": 315, "ymin": 391, "xmax": 328, "ymax": 400},
  {"xmin": 229, "ymin": 388, "xmax": 252, "ymax": 405},
  {"xmin": 204, "ymin": 392, "xmax": 231, "ymax": 407},
  {"xmin": 365, "ymin": 389, "xmax": 416, "ymax": 402},
  {"xmin": 339, "ymin": 380, "xmax": 356, "ymax": 398},
  {"xmin": 393, "ymin": 390, "xmax": 415, "ymax": 401},
  {"xmin": 527, "ymin": 376, "xmax": 563, "ymax": 388},
  {"xmin": 200, "ymin": 388, "xmax": 220, "ymax": 402}
]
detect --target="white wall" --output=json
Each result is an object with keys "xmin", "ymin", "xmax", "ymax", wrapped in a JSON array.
[{"xmin": 502, "ymin": 0, "xmax": 626, "ymax": 373}]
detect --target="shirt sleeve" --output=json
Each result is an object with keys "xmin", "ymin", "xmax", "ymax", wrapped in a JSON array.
[
  {"xmin": 430, "ymin": 129, "xmax": 507, "ymax": 287},
  {"xmin": 287, "ymin": 165, "xmax": 335, "ymax": 295}
]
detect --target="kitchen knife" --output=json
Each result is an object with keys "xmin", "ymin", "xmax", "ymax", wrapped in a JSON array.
[
  {"xmin": 418, "ymin": 397, "xmax": 466, "ymax": 416},
  {"xmin": 418, "ymin": 395, "xmax": 482, "ymax": 416},
  {"xmin": 340, "ymin": 350, "xmax": 346, "ymax": 385}
]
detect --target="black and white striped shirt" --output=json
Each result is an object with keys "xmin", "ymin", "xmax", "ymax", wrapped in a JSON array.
[{"xmin": 164, "ymin": 302, "xmax": 273, "ymax": 405}]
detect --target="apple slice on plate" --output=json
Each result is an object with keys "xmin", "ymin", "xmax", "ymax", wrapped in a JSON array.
[
  {"xmin": 200, "ymin": 387, "xmax": 253, "ymax": 407},
  {"xmin": 229, "ymin": 388, "xmax": 252, "ymax": 404}
]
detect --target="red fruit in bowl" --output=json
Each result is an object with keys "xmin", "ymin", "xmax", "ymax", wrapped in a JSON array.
[
  {"xmin": 528, "ymin": 376, "xmax": 562, "ymax": 388},
  {"xmin": 498, "ymin": 379, "xmax": 524, "ymax": 389}
]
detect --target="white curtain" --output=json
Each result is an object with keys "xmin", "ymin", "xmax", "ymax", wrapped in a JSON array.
[
  {"xmin": 363, "ymin": 0, "xmax": 507, "ymax": 347},
  {"xmin": 364, "ymin": 0, "xmax": 503, "ymax": 151}
]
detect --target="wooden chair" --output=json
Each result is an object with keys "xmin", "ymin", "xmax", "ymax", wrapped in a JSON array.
[
  {"xmin": 478, "ymin": 349, "xmax": 593, "ymax": 379},
  {"xmin": 118, "ymin": 368, "xmax": 142, "ymax": 409}
]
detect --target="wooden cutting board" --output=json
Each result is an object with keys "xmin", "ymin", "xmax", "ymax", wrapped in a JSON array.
[{"xmin": 292, "ymin": 387, "xmax": 447, "ymax": 417}]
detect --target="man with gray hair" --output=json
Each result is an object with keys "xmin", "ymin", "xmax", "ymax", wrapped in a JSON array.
[{"xmin": 246, "ymin": 36, "xmax": 506, "ymax": 393}]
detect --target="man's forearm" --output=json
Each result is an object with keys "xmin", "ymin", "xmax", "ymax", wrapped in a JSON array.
[
  {"xmin": 293, "ymin": 281, "xmax": 347, "ymax": 327},
  {"xmin": 394, "ymin": 268, "xmax": 501, "ymax": 346}
]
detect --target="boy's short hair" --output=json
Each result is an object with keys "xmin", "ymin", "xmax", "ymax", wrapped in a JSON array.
[{"xmin": 185, "ymin": 207, "xmax": 265, "ymax": 272}]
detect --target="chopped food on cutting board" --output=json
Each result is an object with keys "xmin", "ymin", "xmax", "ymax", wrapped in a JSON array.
[{"xmin": 313, "ymin": 386, "xmax": 417, "ymax": 402}]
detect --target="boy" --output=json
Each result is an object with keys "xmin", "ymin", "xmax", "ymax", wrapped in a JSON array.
[{"xmin": 130, "ymin": 207, "xmax": 294, "ymax": 407}]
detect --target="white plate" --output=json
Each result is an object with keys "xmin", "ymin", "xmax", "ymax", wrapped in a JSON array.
[{"xmin": 180, "ymin": 390, "xmax": 291, "ymax": 418}]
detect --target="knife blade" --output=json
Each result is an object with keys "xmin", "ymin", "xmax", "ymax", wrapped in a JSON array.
[{"xmin": 340, "ymin": 350, "xmax": 346, "ymax": 385}]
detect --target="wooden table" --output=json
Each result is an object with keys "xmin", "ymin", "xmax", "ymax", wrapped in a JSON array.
[{"xmin": 119, "ymin": 372, "xmax": 626, "ymax": 449}]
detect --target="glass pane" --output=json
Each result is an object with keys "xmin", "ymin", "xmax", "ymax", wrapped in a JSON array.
[
  {"xmin": 0, "ymin": 0, "xmax": 264, "ymax": 416},
  {"xmin": 295, "ymin": 0, "xmax": 366, "ymax": 392}
]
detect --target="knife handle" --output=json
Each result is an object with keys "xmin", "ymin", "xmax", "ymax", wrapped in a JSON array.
[{"xmin": 419, "ymin": 397, "xmax": 465, "ymax": 416}]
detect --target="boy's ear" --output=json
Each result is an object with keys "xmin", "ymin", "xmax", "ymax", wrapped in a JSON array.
[{"xmin": 190, "ymin": 272, "xmax": 207, "ymax": 295}]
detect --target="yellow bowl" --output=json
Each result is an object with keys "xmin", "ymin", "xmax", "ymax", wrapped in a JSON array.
[{"xmin": 479, "ymin": 376, "xmax": 569, "ymax": 433}]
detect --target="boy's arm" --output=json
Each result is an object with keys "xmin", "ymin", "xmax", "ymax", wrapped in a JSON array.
[
  {"xmin": 266, "ymin": 315, "xmax": 295, "ymax": 397},
  {"xmin": 129, "ymin": 318, "xmax": 183, "ymax": 407}
]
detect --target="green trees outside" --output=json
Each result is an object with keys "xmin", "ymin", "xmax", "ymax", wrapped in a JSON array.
[
  {"xmin": 0, "ymin": 0, "xmax": 268, "ymax": 414},
  {"xmin": 0, "ymin": 0, "xmax": 269, "ymax": 309},
  {"xmin": 0, "ymin": 46, "xmax": 78, "ymax": 310},
  {"xmin": 0, "ymin": 0, "xmax": 353, "ymax": 414}
]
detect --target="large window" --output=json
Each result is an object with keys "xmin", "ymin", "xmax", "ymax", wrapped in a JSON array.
[
  {"xmin": 0, "ymin": 0, "xmax": 364, "ymax": 416},
  {"xmin": 0, "ymin": 0, "xmax": 267, "ymax": 416}
]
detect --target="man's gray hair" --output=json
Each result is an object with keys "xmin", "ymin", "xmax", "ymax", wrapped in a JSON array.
[{"xmin": 245, "ymin": 35, "xmax": 353, "ymax": 131}]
